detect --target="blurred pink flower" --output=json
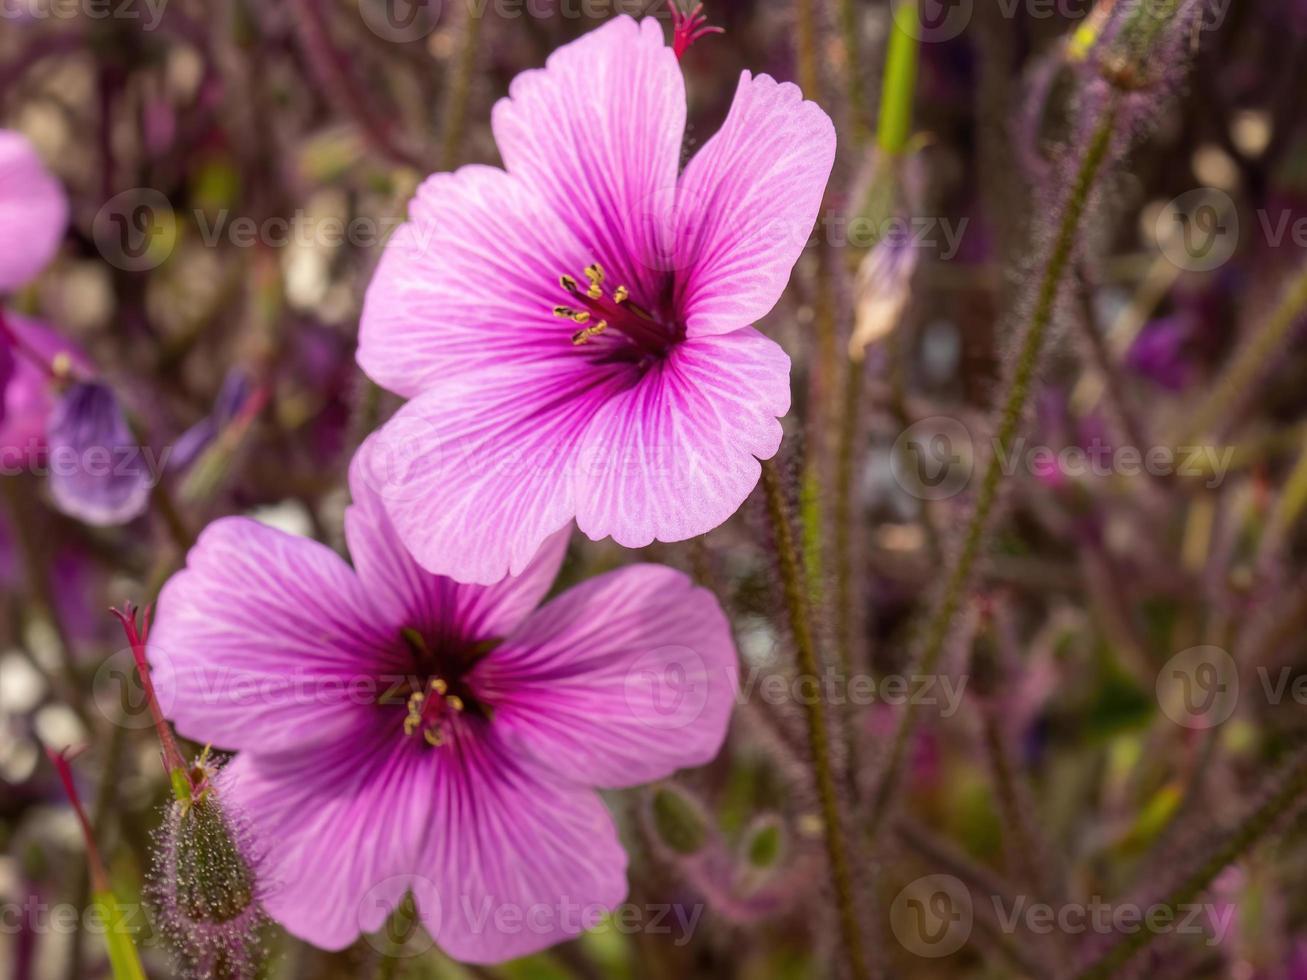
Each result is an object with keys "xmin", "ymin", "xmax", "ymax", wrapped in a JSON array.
[
  {"xmin": 358, "ymin": 14, "xmax": 835, "ymax": 584},
  {"xmin": 0, "ymin": 129, "xmax": 67, "ymax": 293},
  {"xmin": 0, "ymin": 311, "xmax": 91, "ymax": 463},
  {"xmin": 147, "ymin": 442, "xmax": 739, "ymax": 962}
]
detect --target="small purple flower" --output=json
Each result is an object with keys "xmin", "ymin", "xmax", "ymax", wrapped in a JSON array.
[
  {"xmin": 45, "ymin": 381, "xmax": 152, "ymax": 526},
  {"xmin": 358, "ymin": 14, "xmax": 835, "ymax": 584},
  {"xmin": 147, "ymin": 442, "xmax": 739, "ymax": 962},
  {"xmin": 0, "ymin": 129, "xmax": 67, "ymax": 293}
]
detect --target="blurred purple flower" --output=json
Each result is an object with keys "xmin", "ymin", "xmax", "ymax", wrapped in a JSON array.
[
  {"xmin": 358, "ymin": 14, "xmax": 834, "ymax": 584},
  {"xmin": 1126, "ymin": 313, "xmax": 1194, "ymax": 391},
  {"xmin": 147, "ymin": 445, "xmax": 739, "ymax": 962},
  {"xmin": 169, "ymin": 368, "xmax": 253, "ymax": 472},
  {"xmin": 45, "ymin": 381, "xmax": 151, "ymax": 526},
  {"xmin": 0, "ymin": 129, "xmax": 67, "ymax": 293}
]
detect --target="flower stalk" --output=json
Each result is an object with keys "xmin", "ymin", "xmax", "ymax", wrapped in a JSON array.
[
  {"xmin": 869, "ymin": 94, "xmax": 1121, "ymax": 835},
  {"xmin": 876, "ymin": 1, "xmax": 920, "ymax": 157},
  {"xmin": 46, "ymin": 749, "xmax": 148, "ymax": 980},
  {"xmin": 110, "ymin": 602, "xmax": 192, "ymax": 799},
  {"xmin": 759, "ymin": 458, "xmax": 869, "ymax": 980}
]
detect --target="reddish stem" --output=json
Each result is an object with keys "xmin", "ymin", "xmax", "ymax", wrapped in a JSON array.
[
  {"xmin": 110, "ymin": 602, "xmax": 192, "ymax": 783},
  {"xmin": 46, "ymin": 748, "xmax": 110, "ymax": 893}
]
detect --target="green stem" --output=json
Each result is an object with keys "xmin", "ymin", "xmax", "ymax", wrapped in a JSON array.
[
  {"xmin": 868, "ymin": 98, "xmax": 1120, "ymax": 835},
  {"xmin": 759, "ymin": 459, "xmax": 869, "ymax": 980},
  {"xmin": 1183, "ymin": 257, "xmax": 1307, "ymax": 442},
  {"xmin": 1075, "ymin": 749, "xmax": 1307, "ymax": 980},
  {"xmin": 877, "ymin": 1, "xmax": 920, "ymax": 156}
]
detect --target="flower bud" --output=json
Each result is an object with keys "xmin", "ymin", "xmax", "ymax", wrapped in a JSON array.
[
  {"xmin": 152, "ymin": 765, "xmax": 266, "ymax": 980},
  {"xmin": 650, "ymin": 784, "xmax": 710, "ymax": 855},
  {"xmin": 849, "ymin": 234, "xmax": 917, "ymax": 362},
  {"xmin": 741, "ymin": 815, "xmax": 785, "ymax": 871}
]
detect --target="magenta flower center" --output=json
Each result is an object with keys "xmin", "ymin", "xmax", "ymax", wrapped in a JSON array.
[
  {"xmin": 397, "ymin": 626, "xmax": 492, "ymax": 748},
  {"xmin": 552, "ymin": 262, "xmax": 683, "ymax": 361},
  {"xmin": 403, "ymin": 677, "xmax": 466, "ymax": 747}
]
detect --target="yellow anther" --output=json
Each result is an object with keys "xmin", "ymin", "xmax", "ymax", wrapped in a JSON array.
[
  {"xmin": 403, "ymin": 689, "xmax": 424, "ymax": 736},
  {"xmin": 613, "ymin": 285, "xmax": 630, "ymax": 304},
  {"xmin": 572, "ymin": 320, "xmax": 608, "ymax": 345},
  {"xmin": 431, "ymin": 678, "xmax": 448, "ymax": 695},
  {"xmin": 553, "ymin": 306, "xmax": 590, "ymax": 323},
  {"xmin": 585, "ymin": 264, "xmax": 605, "ymax": 299},
  {"xmin": 447, "ymin": 695, "xmax": 465, "ymax": 713},
  {"xmin": 423, "ymin": 728, "xmax": 444, "ymax": 747},
  {"xmin": 560, "ymin": 274, "xmax": 580, "ymax": 293}
]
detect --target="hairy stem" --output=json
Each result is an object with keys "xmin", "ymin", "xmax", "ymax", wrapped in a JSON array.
[
  {"xmin": 868, "ymin": 98, "xmax": 1120, "ymax": 835},
  {"xmin": 1183, "ymin": 257, "xmax": 1307, "ymax": 442},
  {"xmin": 837, "ymin": 0, "xmax": 869, "ymax": 145},
  {"xmin": 1075, "ymin": 748, "xmax": 1307, "ymax": 980},
  {"xmin": 439, "ymin": 0, "xmax": 483, "ymax": 171},
  {"xmin": 760, "ymin": 458, "xmax": 869, "ymax": 980}
]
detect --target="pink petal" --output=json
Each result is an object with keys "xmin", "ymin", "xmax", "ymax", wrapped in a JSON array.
[
  {"xmin": 358, "ymin": 164, "xmax": 592, "ymax": 399},
  {"xmin": 361, "ymin": 359, "xmax": 629, "ymax": 585},
  {"xmin": 0, "ymin": 312, "xmax": 89, "ymax": 459},
  {"xmin": 345, "ymin": 441, "xmax": 571, "ymax": 639},
  {"xmin": 149, "ymin": 517, "xmax": 402, "ymax": 753},
  {"xmin": 473, "ymin": 564, "xmax": 738, "ymax": 788},
  {"xmin": 574, "ymin": 327, "xmax": 790, "ymax": 547},
  {"xmin": 491, "ymin": 16, "xmax": 684, "ymax": 297},
  {"xmin": 673, "ymin": 73, "xmax": 836, "ymax": 337},
  {"xmin": 219, "ymin": 730, "xmax": 438, "ymax": 951},
  {"xmin": 0, "ymin": 130, "xmax": 68, "ymax": 291},
  {"xmin": 416, "ymin": 730, "xmax": 629, "ymax": 964}
]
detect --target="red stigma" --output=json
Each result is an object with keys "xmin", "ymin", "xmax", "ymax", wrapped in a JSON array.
[{"xmin": 669, "ymin": 1, "xmax": 724, "ymax": 60}]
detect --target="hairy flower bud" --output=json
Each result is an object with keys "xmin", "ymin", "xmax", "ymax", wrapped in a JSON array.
[{"xmin": 151, "ymin": 763, "xmax": 266, "ymax": 980}]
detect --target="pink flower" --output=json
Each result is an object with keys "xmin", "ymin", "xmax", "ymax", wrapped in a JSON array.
[
  {"xmin": 0, "ymin": 130, "xmax": 67, "ymax": 293},
  {"xmin": 357, "ymin": 15, "xmax": 835, "ymax": 584},
  {"xmin": 0, "ymin": 312, "xmax": 92, "ymax": 462},
  {"xmin": 147, "ymin": 442, "xmax": 739, "ymax": 962}
]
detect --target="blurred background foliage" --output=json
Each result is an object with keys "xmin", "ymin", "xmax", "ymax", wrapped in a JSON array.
[{"xmin": 4, "ymin": 0, "xmax": 1307, "ymax": 978}]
